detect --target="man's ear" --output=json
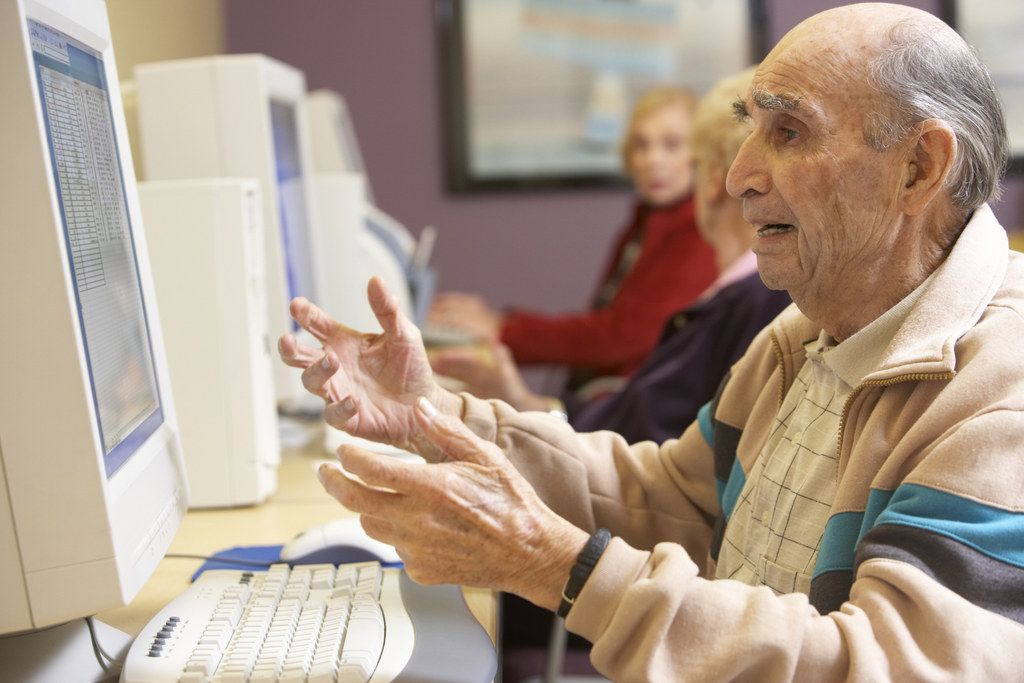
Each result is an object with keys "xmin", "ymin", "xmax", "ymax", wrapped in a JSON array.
[{"xmin": 902, "ymin": 119, "xmax": 957, "ymax": 215}]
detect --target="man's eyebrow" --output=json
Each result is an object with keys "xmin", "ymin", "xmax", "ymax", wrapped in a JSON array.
[
  {"xmin": 750, "ymin": 87, "xmax": 804, "ymax": 113},
  {"xmin": 732, "ymin": 98, "xmax": 749, "ymax": 122}
]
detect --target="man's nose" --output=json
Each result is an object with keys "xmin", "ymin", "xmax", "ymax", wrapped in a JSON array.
[{"xmin": 725, "ymin": 134, "xmax": 768, "ymax": 199}]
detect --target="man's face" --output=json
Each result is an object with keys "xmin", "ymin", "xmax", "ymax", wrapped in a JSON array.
[{"xmin": 725, "ymin": 36, "xmax": 910, "ymax": 309}]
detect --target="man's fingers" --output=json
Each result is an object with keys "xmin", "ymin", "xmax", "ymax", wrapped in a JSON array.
[
  {"xmin": 336, "ymin": 446, "xmax": 434, "ymax": 497},
  {"xmin": 289, "ymin": 296, "xmax": 346, "ymax": 344},
  {"xmin": 277, "ymin": 334, "xmax": 301, "ymax": 367},
  {"xmin": 300, "ymin": 351, "xmax": 338, "ymax": 402},
  {"xmin": 277, "ymin": 333, "xmax": 323, "ymax": 369},
  {"xmin": 413, "ymin": 397, "xmax": 498, "ymax": 466},
  {"xmin": 367, "ymin": 277, "xmax": 422, "ymax": 344},
  {"xmin": 317, "ymin": 458, "xmax": 402, "ymax": 514},
  {"xmin": 366, "ymin": 277, "xmax": 400, "ymax": 333},
  {"xmin": 323, "ymin": 395, "xmax": 358, "ymax": 425}
]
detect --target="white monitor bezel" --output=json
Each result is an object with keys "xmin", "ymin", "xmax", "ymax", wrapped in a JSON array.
[{"xmin": 0, "ymin": 0, "xmax": 188, "ymax": 632}]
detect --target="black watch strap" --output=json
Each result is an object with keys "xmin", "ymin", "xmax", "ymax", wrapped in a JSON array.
[{"xmin": 557, "ymin": 528, "xmax": 612, "ymax": 618}]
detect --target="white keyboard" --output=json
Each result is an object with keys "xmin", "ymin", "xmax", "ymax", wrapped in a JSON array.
[
  {"xmin": 419, "ymin": 324, "xmax": 479, "ymax": 349},
  {"xmin": 120, "ymin": 562, "xmax": 496, "ymax": 683}
]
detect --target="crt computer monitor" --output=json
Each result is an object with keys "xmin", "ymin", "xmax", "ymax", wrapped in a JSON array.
[
  {"xmin": 361, "ymin": 204, "xmax": 439, "ymax": 329},
  {"xmin": 0, "ymin": 0, "xmax": 189, "ymax": 678},
  {"xmin": 134, "ymin": 54, "xmax": 324, "ymax": 405},
  {"xmin": 301, "ymin": 88, "xmax": 439, "ymax": 326},
  {"xmin": 304, "ymin": 88, "xmax": 375, "ymax": 204}
]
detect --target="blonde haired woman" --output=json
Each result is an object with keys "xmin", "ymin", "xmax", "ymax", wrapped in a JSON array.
[{"xmin": 429, "ymin": 86, "xmax": 716, "ymax": 394}]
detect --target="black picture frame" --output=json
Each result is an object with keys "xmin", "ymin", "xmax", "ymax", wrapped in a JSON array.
[{"xmin": 436, "ymin": 0, "xmax": 769, "ymax": 193}]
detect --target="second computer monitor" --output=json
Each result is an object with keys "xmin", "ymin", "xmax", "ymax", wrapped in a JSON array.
[
  {"xmin": 304, "ymin": 89, "xmax": 375, "ymax": 205},
  {"xmin": 134, "ymin": 54, "xmax": 322, "ymax": 404}
]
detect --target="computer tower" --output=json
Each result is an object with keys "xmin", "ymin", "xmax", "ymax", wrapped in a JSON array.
[{"xmin": 138, "ymin": 178, "xmax": 280, "ymax": 508}]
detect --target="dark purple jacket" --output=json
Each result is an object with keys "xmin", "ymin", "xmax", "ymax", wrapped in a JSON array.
[{"xmin": 567, "ymin": 272, "xmax": 792, "ymax": 444}]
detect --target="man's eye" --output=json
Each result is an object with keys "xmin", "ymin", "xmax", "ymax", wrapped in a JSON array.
[{"xmin": 779, "ymin": 127, "xmax": 799, "ymax": 142}]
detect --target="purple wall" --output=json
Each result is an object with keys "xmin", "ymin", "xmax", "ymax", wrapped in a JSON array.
[
  {"xmin": 224, "ymin": 0, "xmax": 1024, "ymax": 322},
  {"xmin": 225, "ymin": 1, "xmax": 628, "ymax": 319}
]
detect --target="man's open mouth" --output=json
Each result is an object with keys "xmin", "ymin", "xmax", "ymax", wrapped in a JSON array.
[{"xmin": 757, "ymin": 224, "xmax": 796, "ymax": 236}]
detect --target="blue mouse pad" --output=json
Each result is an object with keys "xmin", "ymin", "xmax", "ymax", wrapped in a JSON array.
[
  {"xmin": 190, "ymin": 544, "xmax": 404, "ymax": 581},
  {"xmin": 191, "ymin": 545, "xmax": 283, "ymax": 581}
]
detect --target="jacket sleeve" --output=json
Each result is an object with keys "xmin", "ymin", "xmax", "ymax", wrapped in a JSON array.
[
  {"xmin": 563, "ymin": 423, "xmax": 1024, "ymax": 683},
  {"xmin": 565, "ymin": 330, "xmax": 1024, "ymax": 681},
  {"xmin": 499, "ymin": 199, "xmax": 717, "ymax": 372},
  {"xmin": 460, "ymin": 392, "xmax": 720, "ymax": 559},
  {"xmin": 459, "ymin": 364, "xmax": 1024, "ymax": 681}
]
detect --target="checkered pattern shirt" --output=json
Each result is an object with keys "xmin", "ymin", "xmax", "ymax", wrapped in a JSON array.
[{"xmin": 715, "ymin": 278, "xmax": 931, "ymax": 595}]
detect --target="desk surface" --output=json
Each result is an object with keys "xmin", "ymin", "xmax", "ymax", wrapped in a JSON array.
[{"xmin": 97, "ymin": 419, "xmax": 497, "ymax": 647}]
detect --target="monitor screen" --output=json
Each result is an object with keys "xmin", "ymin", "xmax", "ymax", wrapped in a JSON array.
[
  {"xmin": 29, "ymin": 17, "xmax": 162, "ymax": 477},
  {"xmin": 270, "ymin": 99, "xmax": 318, "ymax": 330}
]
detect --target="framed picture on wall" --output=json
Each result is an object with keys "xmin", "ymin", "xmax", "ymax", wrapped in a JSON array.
[
  {"xmin": 436, "ymin": 0, "xmax": 769, "ymax": 193},
  {"xmin": 950, "ymin": 0, "xmax": 1024, "ymax": 171}
]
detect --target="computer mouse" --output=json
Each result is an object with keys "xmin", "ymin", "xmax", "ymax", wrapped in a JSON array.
[{"xmin": 279, "ymin": 516, "xmax": 402, "ymax": 566}]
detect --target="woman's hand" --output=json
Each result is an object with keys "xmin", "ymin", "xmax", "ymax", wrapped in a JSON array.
[
  {"xmin": 429, "ymin": 342, "xmax": 554, "ymax": 412},
  {"xmin": 427, "ymin": 292, "xmax": 503, "ymax": 342}
]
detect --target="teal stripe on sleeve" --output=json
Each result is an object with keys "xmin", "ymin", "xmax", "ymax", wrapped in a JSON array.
[
  {"xmin": 813, "ymin": 489, "xmax": 894, "ymax": 579},
  {"xmin": 700, "ymin": 402, "xmax": 731, "ymax": 504},
  {"xmin": 814, "ymin": 511, "xmax": 862, "ymax": 578},
  {"xmin": 699, "ymin": 398, "xmax": 746, "ymax": 522},
  {"xmin": 861, "ymin": 487, "xmax": 895, "ymax": 534},
  {"xmin": 875, "ymin": 483, "xmax": 1024, "ymax": 569},
  {"xmin": 697, "ymin": 401, "xmax": 713, "ymax": 447}
]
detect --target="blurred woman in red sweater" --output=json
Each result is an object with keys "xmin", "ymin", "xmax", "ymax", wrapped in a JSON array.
[{"xmin": 428, "ymin": 87, "xmax": 716, "ymax": 393}]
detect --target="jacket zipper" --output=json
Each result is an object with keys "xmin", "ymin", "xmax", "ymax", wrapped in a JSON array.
[
  {"xmin": 770, "ymin": 331, "xmax": 955, "ymax": 474},
  {"xmin": 836, "ymin": 372, "xmax": 955, "ymax": 467}
]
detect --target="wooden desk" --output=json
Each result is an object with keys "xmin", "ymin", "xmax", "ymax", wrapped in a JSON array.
[{"xmin": 98, "ymin": 421, "xmax": 497, "ymax": 649}]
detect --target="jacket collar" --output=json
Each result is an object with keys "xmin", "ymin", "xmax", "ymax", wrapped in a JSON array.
[
  {"xmin": 772, "ymin": 205, "xmax": 1008, "ymax": 382},
  {"xmin": 873, "ymin": 204, "xmax": 1007, "ymax": 378}
]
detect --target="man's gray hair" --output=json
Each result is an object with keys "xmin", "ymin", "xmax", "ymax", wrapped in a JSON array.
[{"xmin": 866, "ymin": 19, "xmax": 1008, "ymax": 211}]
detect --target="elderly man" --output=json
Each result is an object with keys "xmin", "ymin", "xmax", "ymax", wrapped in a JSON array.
[{"xmin": 280, "ymin": 4, "xmax": 1024, "ymax": 680}]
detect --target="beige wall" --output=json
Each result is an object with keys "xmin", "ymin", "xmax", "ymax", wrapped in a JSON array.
[
  {"xmin": 106, "ymin": 0, "xmax": 226, "ymax": 177},
  {"xmin": 106, "ymin": 0, "xmax": 226, "ymax": 81}
]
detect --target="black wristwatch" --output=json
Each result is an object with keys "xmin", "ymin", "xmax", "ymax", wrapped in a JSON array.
[{"xmin": 557, "ymin": 528, "xmax": 612, "ymax": 618}]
